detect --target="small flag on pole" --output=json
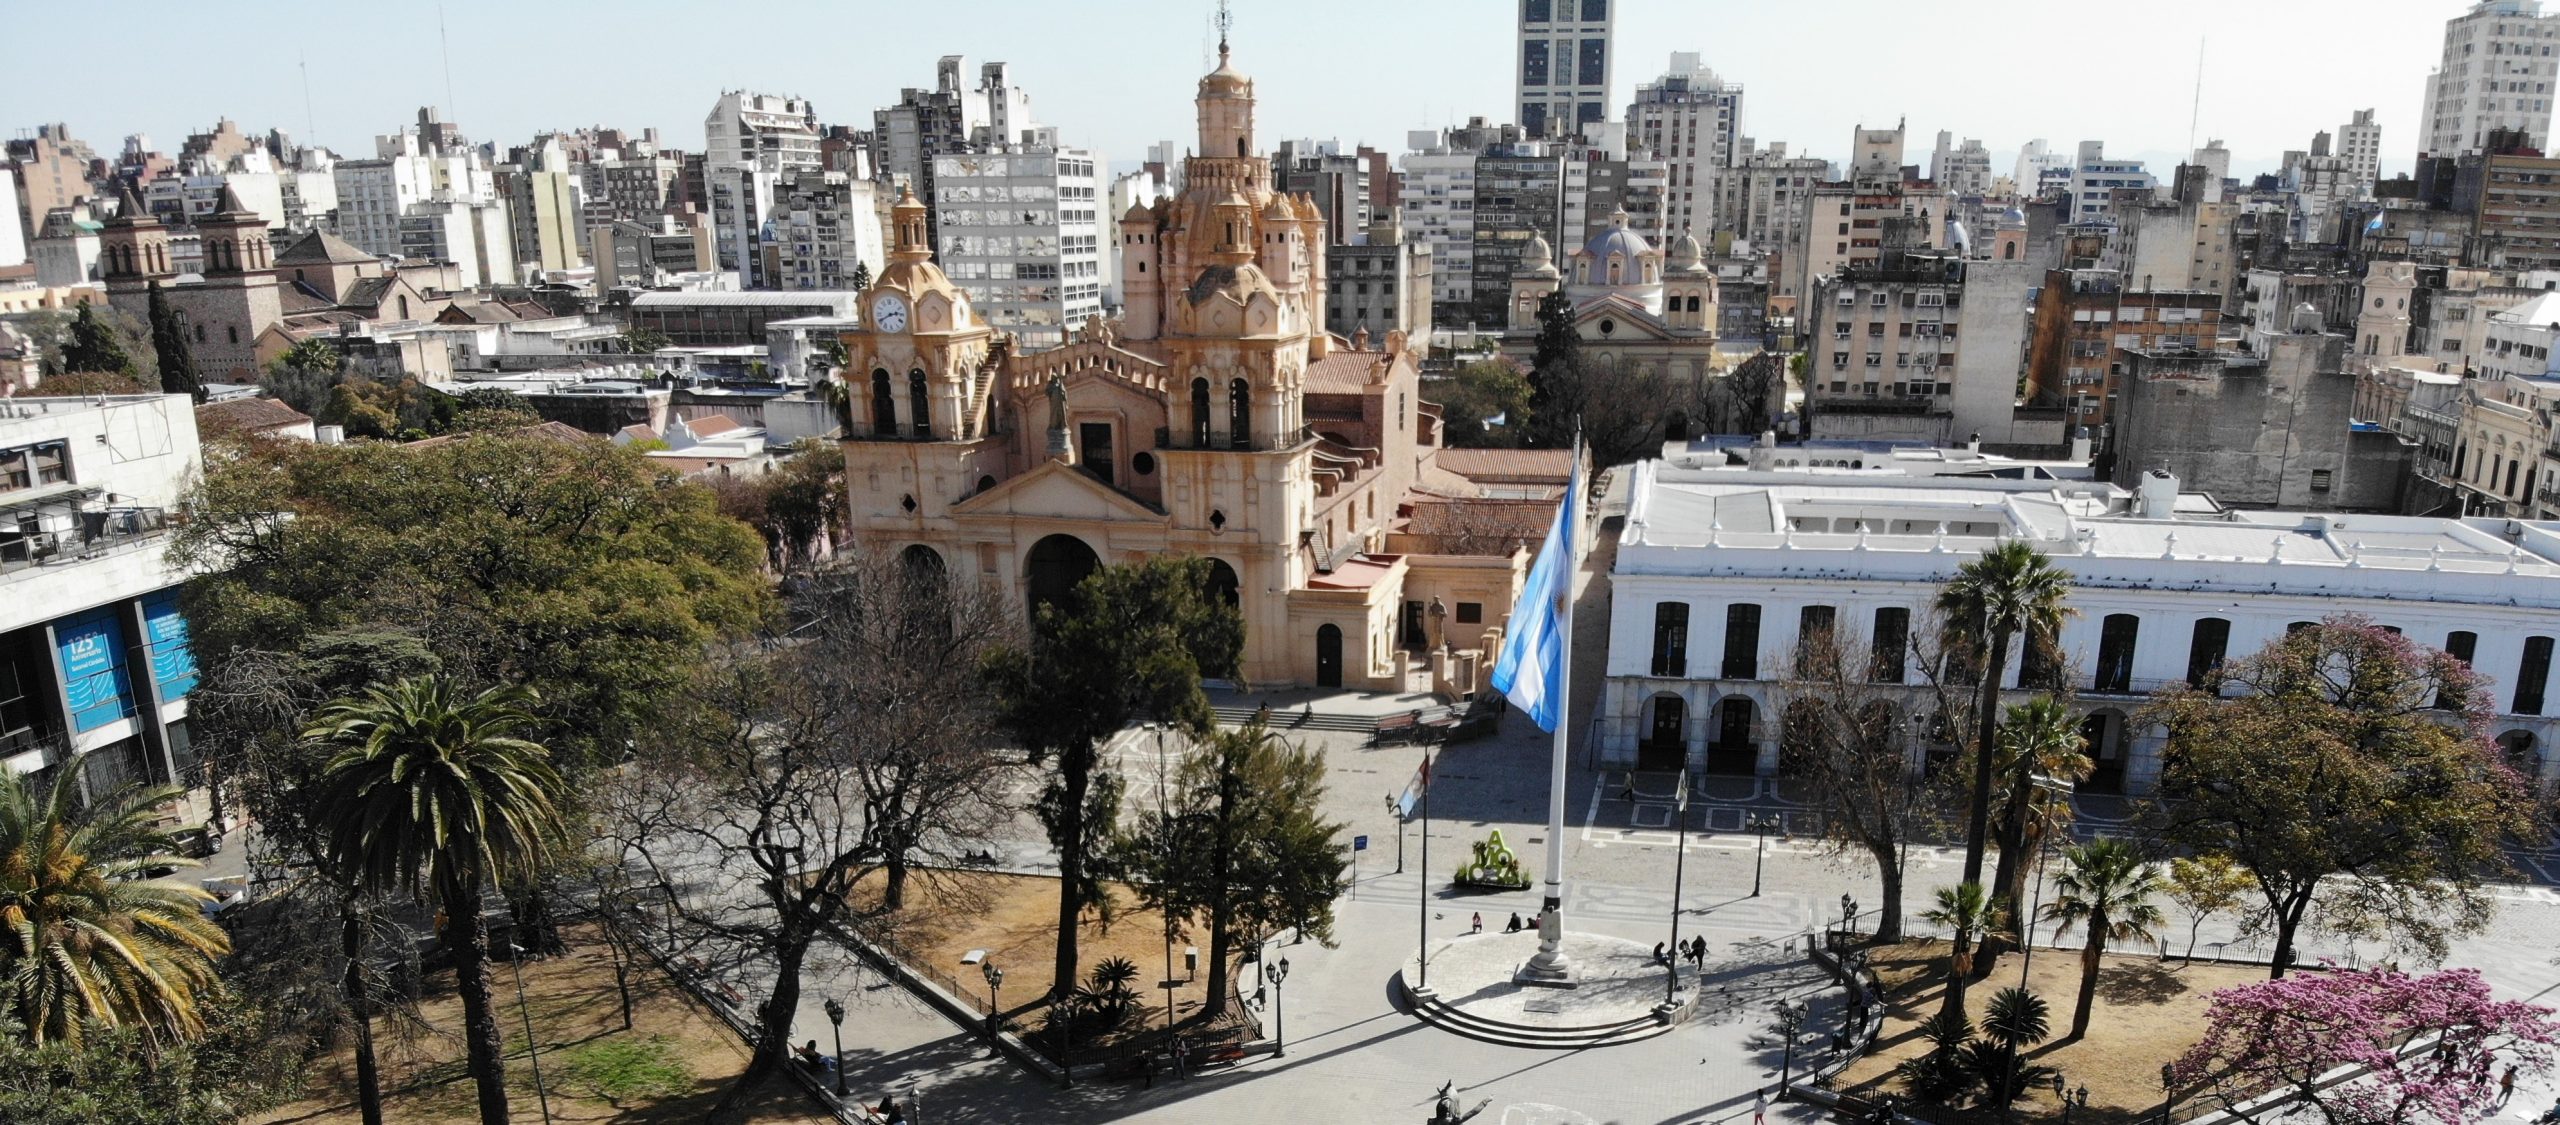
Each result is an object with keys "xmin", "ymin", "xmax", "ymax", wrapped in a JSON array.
[{"xmin": 1491, "ymin": 440, "xmax": 1583, "ymax": 733}]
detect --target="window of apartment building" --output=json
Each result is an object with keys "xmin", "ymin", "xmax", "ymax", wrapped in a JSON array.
[
  {"xmin": 2519, "ymin": 635, "xmax": 2556, "ymax": 715},
  {"xmin": 1723, "ymin": 604, "xmax": 1761, "ymax": 679},
  {"xmin": 1871, "ymin": 607, "xmax": 1909, "ymax": 684},
  {"xmin": 1651, "ymin": 602, "xmax": 1689, "ymax": 676}
]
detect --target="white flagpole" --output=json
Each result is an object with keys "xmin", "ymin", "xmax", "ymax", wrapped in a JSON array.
[{"xmin": 1523, "ymin": 437, "xmax": 1581, "ymax": 984}]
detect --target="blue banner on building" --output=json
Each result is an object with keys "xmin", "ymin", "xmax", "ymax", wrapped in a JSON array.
[
  {"xmin": 55, "ymin": 607, "xmax": 134, "ymax": 733},
  {"xmin": 140, "ymin": 590, "xmax": 197, "ymax": 703}
]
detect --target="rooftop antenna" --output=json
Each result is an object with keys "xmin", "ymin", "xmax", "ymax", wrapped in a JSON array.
[
  {"xmin": 438, "ymin": 3, "xmax": 458, "ymax": 124},
  {"xmin": 299, "ymin": 51, "xmax": 316, "ymax": 142},
  {"xmin": 2187, "ymin": 36, "xmax": 2205, "ymax": 157}
]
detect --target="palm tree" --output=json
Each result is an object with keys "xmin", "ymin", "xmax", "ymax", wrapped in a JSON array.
[
  {"xmin": 1986, "ymin": 698, "xmax": 2091, "ymax": 977},
  {"xmin": 2045, "ymin": 839, "xmax": 2166, "ymax": 1040},
  {"xmin": 308, "ymin": 677, "xmax": 565, "ymax": 1125},
  {"xmin": 0, "ymin": 754, "xmax": 228, "ymax": 1050},
  {"xmin": 1922, "ymin": 881, "xmax": 2001, "ymax": 1022},
  {"xmin": 1936, "ymin": 543, "xmax": 2074, "ymax": 934},
  {"xmin": 1965, "ymin": 986, "xmax": 2055, "ymax": 1109}
]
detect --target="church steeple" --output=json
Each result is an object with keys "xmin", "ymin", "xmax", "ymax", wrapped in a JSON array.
[
  {"xmin": 1195, "ymin": 26, "xmax": 1255, "ymax": 160},
  {"xmin": 889, "ymin": 185, "xmax": 930, "ymax": 264}
]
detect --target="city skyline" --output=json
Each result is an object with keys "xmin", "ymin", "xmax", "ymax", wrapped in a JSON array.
[{"xmin": 5, "ymin": 0, "xmax": 2474, "ymax": 179}]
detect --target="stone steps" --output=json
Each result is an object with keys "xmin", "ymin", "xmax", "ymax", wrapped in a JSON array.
[
  {"xmin": 1398, "ymin": 971, "xmax": 1689, "ymax": 1050},
  {"xmin": 1211, "ymin": 705, "xmax": 1380, "ymax": 733}
]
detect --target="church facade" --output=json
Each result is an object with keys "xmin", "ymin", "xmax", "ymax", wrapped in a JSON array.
[
  {"xmin": 1499, "ymin": 212, "xmax": 1723, "ymax": 404},
  {"xmin": 835, "ymin": 44, "xmax": 1564, "ymax": 688}
]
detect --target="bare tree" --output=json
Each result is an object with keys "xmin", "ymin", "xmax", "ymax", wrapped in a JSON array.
[
  {"xmin": 600, "ymin": 553, "xmax": 1023, "ymax": 1118},
  {"xmin": 1708, "ymin": 351, "xmax": 1785, "ymax": 435},
  {"xmin": 1773, "ymin": 626, "xmax": 1962, "ymax": 941}
]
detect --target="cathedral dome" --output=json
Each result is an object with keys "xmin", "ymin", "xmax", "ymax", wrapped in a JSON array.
[
  {"xmin": 1263, "ymin": 194, "xmax": 1297, "ymax": 222},
  {"xmin": 1581, "ymin": 207, "xmax": 1652, "ymax": 264},
  {"xmin": 2001, "ymin": 206, "xmax": 2028, "ymax": 229},
  {"xmin": 1199, "ymin": 42, "xmax": 1252, "ymax": 99}
]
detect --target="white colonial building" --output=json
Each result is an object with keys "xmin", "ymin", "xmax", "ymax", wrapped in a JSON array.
[{"xmin": 1604, "ymin": 457, "xmax": 2560, "ymax": 793}]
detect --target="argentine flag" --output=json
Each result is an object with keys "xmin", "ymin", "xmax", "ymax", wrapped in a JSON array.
[{"xmin": 1490, "ymin": 445, "xmax": 1583, "ymax": 733}]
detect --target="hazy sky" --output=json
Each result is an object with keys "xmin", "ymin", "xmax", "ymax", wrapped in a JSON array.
[{"xmin": 3, "ymin": 0, "xmax": 2469, "ymax": 182}]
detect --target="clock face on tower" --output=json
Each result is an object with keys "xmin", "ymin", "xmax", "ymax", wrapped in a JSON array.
[{"xmin": 870, "ymin": 294, "xmax": 908, "ymax": 333}]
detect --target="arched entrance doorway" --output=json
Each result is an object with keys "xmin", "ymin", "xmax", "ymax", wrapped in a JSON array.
[
  {"xmin": 2080, "ymin": 709, "xmax": 2127, "ymax": 792},
  {"xmin": 1706, "ymin": 696, "xmax": 1758, "ymax": 776},
  {"xmin": 1202, "ymin": 557, "xmax": 1241, "ymax": 609},
  {"xmin": 2499, "ymin": 729, "xmax": 2541, "ymax": 782},
  {"xmin": 900, "ymin": 543, "xmax": 946, "ymax": 589},
  {"xmin": 1024, "ymin": 534, "xmax": 1100, "ymax": 618},
  {"xmin": 1639, "ymin": 694, "xmax": 1686, "ymax": 772},
  {"xmin": 1315, "ymin": 624, "xmax": 1343, "ymax": 688}
]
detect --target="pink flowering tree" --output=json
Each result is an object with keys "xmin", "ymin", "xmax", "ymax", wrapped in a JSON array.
[{"xmin": 2171, "ymin": 966, "xmax": 2559, "ymax": 1125}]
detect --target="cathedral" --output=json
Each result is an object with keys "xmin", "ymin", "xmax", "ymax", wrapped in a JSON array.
[
  {"xmin": 834, "ymin": 41, "xmax": 1568, "ymax": 688},
  {"xmin": 1499, "ymin": 211, "xmax": 1722, "ymax": 395}
]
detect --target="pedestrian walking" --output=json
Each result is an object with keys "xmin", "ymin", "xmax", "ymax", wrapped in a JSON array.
[
  {"xmin": 1654, "ymin": 942, "xmax": 1669, "ymax": 965},
  {"xmin": 1753, "ymin": 1087, "xmax": 1770, "ymax": 1125},
  {"xmin": 2502, "ymin": 1063, "xmax": 2519, "ymax": 1104},
  {"xmin": 1140, "ymin": 1051, "xmax": 1156, "ymax": 1089},
  {"xmin": 1471, "ymin": 912, "xmax": 1483, "ymax": 935}
]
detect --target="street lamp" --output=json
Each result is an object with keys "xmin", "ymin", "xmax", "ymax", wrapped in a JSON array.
[
  {"xmin": 1269, "ymin": 957, "xmax": 1291, "ymax": 1057},
  {"xmin": 824, "ymin": 997, "xmax": 848, "ymax": 1097},
  {"xmin": 1773, "ymin": 998, "xmax": 1809, "ymax": 1095},
  {"xmin": 981, "ymin": 962, "xmax": 1004, "ymax": 1057},
  {"xmin": 1746, "ymin": 813, "xmax": 1782, "ymax": 897},
  {"xmin": 507, "ymin": 946, "xmax": 555, "ymax": 1125},
  {"xmin": 1665, "ymin": 768, "xmax": 1692, "ymax": 1005},
  {"xmin": 1055, "ymin": 991, "xmax": 1082, "ymax": 1090},
  {"xmin": 2160, "ymin": 1062, "xmax": 2177, "ymax": 1124},
  {"xmin": 2052, "ymin": 1074, "xmax": 2088, "ymax": 1125}
]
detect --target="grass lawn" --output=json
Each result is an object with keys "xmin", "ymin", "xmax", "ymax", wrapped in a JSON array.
[
  {"xmin": 852, "ymin": 868, "xmax": 1254, "ymax": 1057},
  {"xmin": 1829, "ymin": 939, "xmax": 2267, "ymax": 1124},
  {"xmin": 250, "ymin": 921, "xmax": 831, "ymax": 1125}
]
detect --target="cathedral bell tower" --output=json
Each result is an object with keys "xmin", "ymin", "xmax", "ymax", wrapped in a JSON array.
[
  {"xmin": 844, "ymin": 186, "xmax": 994, "ymax": 442},
  {"xmin": 99, "ymin": 186, "xmax": 173, "ymax": 298}
]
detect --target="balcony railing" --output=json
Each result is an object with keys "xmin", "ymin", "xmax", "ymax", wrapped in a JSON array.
[{"xmin": 0, "ymin": 506, "xmax": 174, "ymax": 577}]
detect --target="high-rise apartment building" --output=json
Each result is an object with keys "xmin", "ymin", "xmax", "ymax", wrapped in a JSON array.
[
  {"xmin": 7, "ymin": 125, "xmax": 100, "ymax": 246},
  {"xmin": 704, "ymin": 91, "xmax": 821, "ymax": 172},
  {"xmin": 2066, "ymin": 142, "xmax": 2156, "ymax": 224},
  {"xmin": 1629, "ymin": 53, "xmax": 1741, "ymax": 238},
  {"xmin": 1400, "ymin": 126, "xmax": 1485, "ymax": 325},
  {"xmin": 929, "ymin": 146, "xmax": 1102, "ymax": 351},
  {"xmin": 873, "ymin": 56, "xmax": 1038, "ymax": 244},
  {"xmin": 498, "ymin": 137, "xmax": 585, "ymax": 275},
  {"xmin": 771, "ymin": 170, "xmax": 886, "ymax": 292},
  {"xmin": 1470, "ymin": 144, "xmax": 1566, "ymax": 328},
  {"xmin": 2422, "ymin": 0, "xmax": 2560, "ymax": 159},
  {"xmin": 1517, "ymin": 0, "xmax": 1613, "ymax": 140},
  {"xmin": 1275, "ymin": 140, "xmax": 1375, "ymax": 247},
  {"xmin": 1789, "ymin": 123, "xmax": 1948, "ymax": 306},
  {"xmin": 2338, "ymin": 109, "xmax": 2382, "ymax": 190},
  {"xmin": 332, "ymin": 120, "xmax": 510, "ymax": 286},
  {"xmin": 1714, "ymin": 140, "xmax": 1827, "ymax": 252},
  {"xmin": 1932, "ymin": 134, "xmax": 1995, "ymax": 199}
]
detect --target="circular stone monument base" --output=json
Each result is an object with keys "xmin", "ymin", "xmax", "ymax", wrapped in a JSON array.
[{"xmin": 1397, "ymin": 930, "xmax": 1699, "ymax": 1048}]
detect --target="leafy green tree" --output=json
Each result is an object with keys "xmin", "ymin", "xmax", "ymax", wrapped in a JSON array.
[
  {"xmin": 1934, "ymin": 543, "xmax": 2075, "ymax": 921},
  {"xmin": 847, "ymin": 259, "xmax": 872, "ymax": 294},
  {"xmin": 2146, "ymin": 616, "xmax": 2534, "ymax": 977},
  {"xmin": 2045, "ymin": 839, "xmax": 2165, "ymax": 1040},
  {"xmin": 173, "ymin": 432, "xmax": 771, "ymax": 775},
  {"xmin": 0, "ymin": 1003, "xmax": 303, "ymax": 1125},
  {"xmin": 711, "ymin": 443, "xmax": 843, "ymax": 570},
  {"xmin": 146, "ymin": 281, "xmax": 200, "ymax": 400},
  {"xmin": 0, "ymin": 754, "xmax": 229, "ymax": 1049},
  {"xmin": 1893, "ymin": 1009, "xmax": 1976, "ymax": 1105},
  {"xmin": 307, "ymin": 677, "xmax": 567, "ymax": 1125},
  {"xmin": 983, "ymin": 556, "xmax": 1244, "ymax": 1000},
  {"xmin": 1118, "ymin": 722, "xmax": 1346, "ymax": 1020},
  {"xmin": 1922, "ymin": 881, "xmax": 2000, "ymax": 1023},
  {"xmin": 619, "ymin": 325, "xmax": 671, "ymax": 355},
  {"xmin": 1525, "ymin": 288, "xmax": 1580, "ymax": 449},
  {"xmin": 2163, "ymin": 853, "xmax": 2256, "ymax": 962},
  {"xmin": 1431, "ymin": 358, "xmax": 1531, "ymax": 448},
  {"xmin": 264, "ymin": 337, "xmax": 345, "ymax": 415},
  {"xmin": 59, "ymin": 301, "xmax": 137, "ymax": 377}
]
